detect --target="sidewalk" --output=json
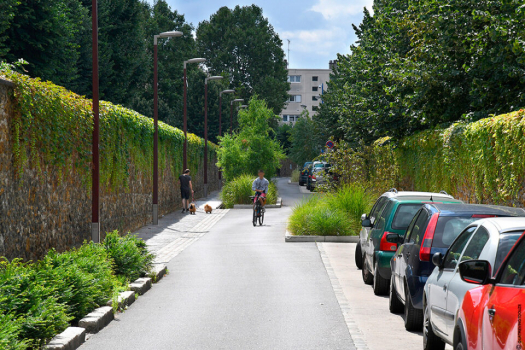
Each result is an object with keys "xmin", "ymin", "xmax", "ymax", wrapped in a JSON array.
[{"xmin": 134, "ymin": 190, "xmax": 228, "ymax": 264}]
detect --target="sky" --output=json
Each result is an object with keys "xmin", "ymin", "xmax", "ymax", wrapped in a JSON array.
[{"xmin": 146, "ymin": 0, "xmax": 374, "ymax": 69}]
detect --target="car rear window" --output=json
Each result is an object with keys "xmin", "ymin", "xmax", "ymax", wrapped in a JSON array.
[
  {"xmin": 432, "ymin": 217, "xmax": 478, "ymax": 248},
  {"xmin": 391, "ymin": 204, "xmax": 424, "ymax": 230},
  {"xmin": 494, "ymin": 231, "xmax": 523, "ymax": 273}
]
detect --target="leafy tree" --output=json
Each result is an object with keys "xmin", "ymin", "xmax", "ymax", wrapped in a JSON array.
[
  {"xmin": 196, "ymin": 5, "xmax": 289, "ymax": 116},
  {"xmin": 289, "ymin": 111, "xmax": 323, "ymax": 166},
  {"xmin": 217, "ymin": 95, "xmax": 285, "ymax": 181},
  {"xmin": 275, "ymin": 123, "xmax": 292, "ymax": 155}
]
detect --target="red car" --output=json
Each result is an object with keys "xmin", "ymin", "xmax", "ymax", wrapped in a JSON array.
[{"xmin": 456, "ymin": 231, "xmax": 525, "ymax": 350}]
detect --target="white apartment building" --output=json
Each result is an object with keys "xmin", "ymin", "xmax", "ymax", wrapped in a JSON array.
[{"xmin": 280, "ymin": 66, "xmax": 332, "ymax": 124}]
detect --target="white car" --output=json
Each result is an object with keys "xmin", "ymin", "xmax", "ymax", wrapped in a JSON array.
[{"xmin": 423, "ymin": 217, "xmax": 525, "ymax": 349}]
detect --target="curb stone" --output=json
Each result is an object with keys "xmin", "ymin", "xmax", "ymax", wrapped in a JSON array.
[
  {"xmin": 107, "ymin": 291, "xmax": 135, "ymax": 309},
  {"xmin": 78, "ymin": 306, "xmax": 113, "ymax": 334},
  {"xmin": 44, "ymin": 327, "xmax": 86, "ymax": 350},
  {"xmin": 150, "ymin": 263, "xmax": 167, "ymax": 282},
  {"xmin": 129, "ymin": 277, "xmax": 152, "ymax": 295},
  {"xmin": 233, "ymin": 197, "xmax": 282, "ymax": 209},
  {"xmin": 285, "ymin": 229, "xmax": 359, "ymax": 243}
]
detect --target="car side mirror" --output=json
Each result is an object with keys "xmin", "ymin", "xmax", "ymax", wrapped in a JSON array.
[
  {"xmin": 459, "ymin": 260, "xmax": 492, "ymax": 285},
  {"xmin": 432, "ymin": 252, "xmax": 444, "ymax": 269},
  {"xmin": 361, "ymin": 219, "xmax": 372, "ymax": 228},
  {"xmin": 361, "ymin": 213, "xmax": 367, "ymax": 222},
  {"xmin": 386, "ymin": 233, "xmax": 400, "ymax": 244}
]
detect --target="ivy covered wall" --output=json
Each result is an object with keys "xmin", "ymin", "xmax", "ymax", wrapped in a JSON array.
[
  {"xmin": 0, "ymin": 71, "xmax": 219, "ymax": 261},
  {"xmin": 368, "ymin": 110, "xmax": 525, "ymax": 207}
]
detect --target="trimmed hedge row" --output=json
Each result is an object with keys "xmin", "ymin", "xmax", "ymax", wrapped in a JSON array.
[
  {"xmin": 369, "ymin": 109, "xmax": 525, "ymax": 206},
  {"xmin": 0, "ymin": 232, "xmax": 153, "ymax": 349}
]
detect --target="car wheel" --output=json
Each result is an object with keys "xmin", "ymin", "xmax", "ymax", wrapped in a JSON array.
[
  {"xmin": 423, "ymin": 300, "xmax": 445, "ymax": 350},
  {"xmin": 404, "ymin": 284, "xmax": 423, "ymax": 331},
  {"xmin": 362, "ymin": 257, "xmax": 373, "ymax": 285},
  {"xmin": 355, "ymin": 242, "xmax": 363, "ymax": 270},
  {"xmin": 373, "ymin": 262, "xmax": 389, "ymax": 295},
  {"xmin": 389, "ymin": 278, "xmax": 404, "ymax": 314},
  {"xmin": 299, "ymin": 181, "xmax": 304, "ymax": 186}
]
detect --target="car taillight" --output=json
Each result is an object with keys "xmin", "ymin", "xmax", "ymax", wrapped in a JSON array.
[
  {"xmin": 308, "ymin": 175, "xmax": 311, "ymax": 178},
  {"xmin": 380, "ymin": 232, "xmax": 398, "ymax": 251},
  {"xmin": 419, "ymin": 213, "xmax": 440, "ymax": 261},
  {"xmin": 312, "ymin": 175, "xmax": 316, "ymax": 180},
  {"xmin": 472, "ymin": 214, "xmax": 497, "ymax": 218}
]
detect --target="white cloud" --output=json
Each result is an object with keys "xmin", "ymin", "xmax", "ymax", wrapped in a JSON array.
[{"xmin": 309, "ymin": 0, "xmax": 373, "ymax": 20}]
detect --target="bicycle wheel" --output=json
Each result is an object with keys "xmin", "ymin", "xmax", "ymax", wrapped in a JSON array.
[
  {"xmin": 258, "ymin": 208, "xmax": 264, "ymax": 225},
  {"xmin": 252, "ymin": 205, "xmax": 257, "ymax": 227}
]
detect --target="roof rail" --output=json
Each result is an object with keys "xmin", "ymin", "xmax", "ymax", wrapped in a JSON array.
[
  {"xmin": 388, "ymin": 188, "xmax": 398, "ymax": 193},
  {"xmin": 439, "ymin": 190, "xmax": 449, "ymax": 195}
]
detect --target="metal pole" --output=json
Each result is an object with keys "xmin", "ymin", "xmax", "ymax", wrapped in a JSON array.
[
  {"xmin": 230, "ymin": 102, "xmax": 233, "ymax": 135},
  {"xmin": 218, "ymin": 95, "xmax": 222, "ymax": 138},
  {"xmin": 91, "ymin": 0, "xmax": 100, "ymax": 243},
  {"xmin": 183, "ymin": 66, "xmax": 188, "ymax": 171},
  {"xmin": 204, "ymin": 81, "xmax": 208, "ymax": 197},
  {"xmin": 153, "ymin": 38, "xmax": 159, "ymax": 225}
]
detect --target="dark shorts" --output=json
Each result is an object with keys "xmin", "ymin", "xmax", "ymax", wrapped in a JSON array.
[{"xmin": 181, "ymin": 188, "xmax": 190, "ymax": 200}]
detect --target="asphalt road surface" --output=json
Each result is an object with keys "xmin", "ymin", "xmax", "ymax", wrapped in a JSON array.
[{"xmin": 79, "ymin": 178, "xmax": 355, "ymax": 350}]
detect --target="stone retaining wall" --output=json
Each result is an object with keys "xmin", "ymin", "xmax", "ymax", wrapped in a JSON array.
[{"xmin": 0, "ymin": 81, "xmax": 219, "ymax": 261}]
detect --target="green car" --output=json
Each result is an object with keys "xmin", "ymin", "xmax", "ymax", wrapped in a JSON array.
[{"xmin": 356, "ymin": 189, "xmax": 462, "ymax": 295}]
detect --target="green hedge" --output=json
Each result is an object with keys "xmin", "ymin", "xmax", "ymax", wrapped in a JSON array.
[
  {"xmin": 369, "ymin": 109, "xmax": 525, "ymax": 206},
  {"xmin": 0, "ymin": 68, "xmax": 217, "ymax": 190},
  {"xmin": 0, "ymin": 232, "xmax": 153, "ymax": 349}
]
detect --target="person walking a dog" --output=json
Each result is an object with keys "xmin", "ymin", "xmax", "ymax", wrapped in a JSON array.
[{"xmin": 179, "ymin": 169, "xmax": 194, "ymax": 213}]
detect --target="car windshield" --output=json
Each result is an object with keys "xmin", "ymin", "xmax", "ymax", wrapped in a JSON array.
[
  {"xmin": 391, "ymin": 204, "xmax": 424, "ymax": 230},
  {"xmin": 494, "ymin": 231, "xmax": 523, "ymax": 273},
  {"xmin": 432, "ymin": 217, "xmax": 478, "ymax": 248}
]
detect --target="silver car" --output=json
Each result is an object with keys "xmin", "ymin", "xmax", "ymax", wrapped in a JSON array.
[{"xmin": 423, "ymin": 217, "xmax": 525, "ymax": 349}]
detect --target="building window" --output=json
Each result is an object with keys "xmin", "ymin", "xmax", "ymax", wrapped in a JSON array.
[
  {"xmin": 287, "ymin": 75, "xmax": 301, "ymax": 83},
  {"xmin": 288, "ymin": 95, "xmax": 301, "ymax": 102},
  {"xmin": 282, "ymin": 115, "xmax": 288, "ymax": 122},
  {"xmin": 312, "ymin": 96, "xmax": 318, "ymax": 101},
  {"xmin": 312, "ymin": 106, "xmax": 319, "ymax": 111},
  {"xmin": 312, "ymin": 86, "xmax": 318, "ymax": 92},
  {"xmin": 289, "ymin": 116, "xmax": 295, "ymax": 122},
  {"xmin": 312, "ymin": 76, "xmax": 318, "ymax": 82}
]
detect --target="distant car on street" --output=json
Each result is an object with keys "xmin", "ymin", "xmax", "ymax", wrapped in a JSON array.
[
  {"xmin": 306, "ymin": 162, "xmax": 330, "ymax": 190},
  {"xmin": 299, "ymin": 162, "xmax": 313, "ymax": 186},
  {"xmin": 423, "ymin": 217, "xmax": 525, "ymax": 350},
  {"xmin": 388, "ymin": 203, "xmax": 525, "ymax": 332},
  {"xmin": 357, "ymin": 189, "xmax": 461, "ymax": 296},
  {"xmin": 456, "ymin": 227, "xmax": 525, "ymax": 350}
]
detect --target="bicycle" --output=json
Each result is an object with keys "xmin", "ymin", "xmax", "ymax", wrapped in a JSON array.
[{"xmin": 250, "ymin": 195, "xmax": 264, "ymax": 227}]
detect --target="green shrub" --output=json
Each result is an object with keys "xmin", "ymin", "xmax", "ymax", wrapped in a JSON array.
[
  {"xmin": 38, "ymin": 243, "xmax": 120, "ymax": 322},
  {"xmin": 0, "ymin": 313, "xmax": 27, "ymax": 350},
  {"xmin": 0, "ymin": 259, "xmax": 70, "ymax": 349},
  {"xmin": 288, "ymin": 196, "xmax": 353, "ymax": 236},
  {"xmin": 325, "ymin": 184, "xmax": 375, "ymax": 234},
  {"xmin": 103, "ymin": 231, "xmax": 154, "ymax": 282},
  {"xmin": 221, "ymin": 174, "xmax": 278, "ymax": 208},
  {"xmin": 291, "ymin": 169, "xmax": 300, "ymax": 182}
]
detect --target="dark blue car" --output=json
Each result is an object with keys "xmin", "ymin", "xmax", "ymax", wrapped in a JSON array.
[{"xmin": 387, "ymin": 203, "xmax": 525, "ymax": 331}]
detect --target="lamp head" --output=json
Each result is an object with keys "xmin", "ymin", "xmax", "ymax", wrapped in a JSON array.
[
  {"xmin": 154, "ymin": 31, "xmax": 183, "ymax": 44},
  {"xmin": 205, "ymin": 75, "xmax": 224, "ymax": 84},
  {"xmin": 231, "ymin": 98, "xmax": 244, "ymax": 105},
  {"xmin": 220, "ymin": 89, "xmax": 235, "ymax": 96},
  {"xmin": 184, "ymin": 57, "xmax": 206, "ymax": 68}
]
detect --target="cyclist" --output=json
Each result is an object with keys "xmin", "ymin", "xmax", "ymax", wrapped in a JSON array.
[{"xmin": 252, "ymin": 169, "xmax": 269, "ymax": 212}]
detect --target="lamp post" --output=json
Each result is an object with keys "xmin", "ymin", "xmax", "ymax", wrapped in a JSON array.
[
  {"xmin": 183, "ymin": 57, "xmax": 206, "ymax": 170},
  {"xmin": 92, "ymin": 0, "xmax": 100, "ymax": 242},
  {"xmin": 230, "ymin": 98, "xmax": 244, "ymax": 135},
  {"xmin": 153, "ymin": 30, "xmax": 183, "ymax": 225},
  {"xmin": 204, "ymin": 75, "xmax": 224, "ymax": 197},
  {"xmin": 219, "ymin": 90, "xmax": 235, "ymax": 137},
  {"xmin": 240, "ymin": 105, "xmax": 248, "ymax": 109}
]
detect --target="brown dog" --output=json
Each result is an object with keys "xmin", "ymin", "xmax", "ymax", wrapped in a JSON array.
[
  {"xmin": 188, "ymin": 203, "xmax": 196, "ymax": 215},
  {"xmin": 204, "ymin": 204, "xmax": 213, "ymax": 214}
]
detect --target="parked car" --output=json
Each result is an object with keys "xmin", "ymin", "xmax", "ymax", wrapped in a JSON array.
[
  {"xmin": 423, "ymin": 217, "xmax": 525, "ymax": 350},
  {"xmin": 456, "ymin": 226, "xmax": 525, "ymax": 350},
  {"xmin": 388, "ymin": 203, "xmax": 525, "ymax": 332},
  {"xmin": 308, "ymin": 165, "xmax": 334, "ymax": 191},
  {"xmin": 306, "ymin": 162, "xmax": 329, "ymax": 190},
  {"xmin": 299, "ymin": 162, "xmax": 313, "ymax": 186},
  {"xmin": 357, "ymin": 189, "xmax": 461, "ymax": 296}
]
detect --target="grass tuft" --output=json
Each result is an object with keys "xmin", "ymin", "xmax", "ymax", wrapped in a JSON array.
[{"xmin": 221, "ymin": 174, "xmax": 278, "ymax": 208}]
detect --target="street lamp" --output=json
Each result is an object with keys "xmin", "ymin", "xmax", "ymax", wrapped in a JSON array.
[
  {"xmin": 183, "ymin": 57, "xmax": 206, "ymax": 170},
  {"xmin": 230, "ymin": 98, "xmax": 244, "ymax": 135},
  {"xmin": 204, "ymin": 75, "xmax": 224, "ymax": 197},
  {"xmin": 240, "ymin": 105, "xmax": 248, "ymax": 109},
  {"xmin": 153, "ymin": 30, "xmax": 183, "ymax": 225},
  {"xmin": 92, "ymin": 0, "xmax": 100, "ymax": 242},
  {"xmin": 219, "ymin": 90, "xmax": 235, "ymax": 137}
]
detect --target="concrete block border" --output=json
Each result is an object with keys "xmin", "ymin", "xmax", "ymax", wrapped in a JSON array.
[
  {"xmin": 233, "ymin": 197, "xmax": 282, "ymax": 209},
  {"xmin": 45, "ymin": 264, "xmax": 167, "ymax": 350},
  {"xmin": 285, "ymin": 229, "xmax": 359, "ymax": 243}
]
